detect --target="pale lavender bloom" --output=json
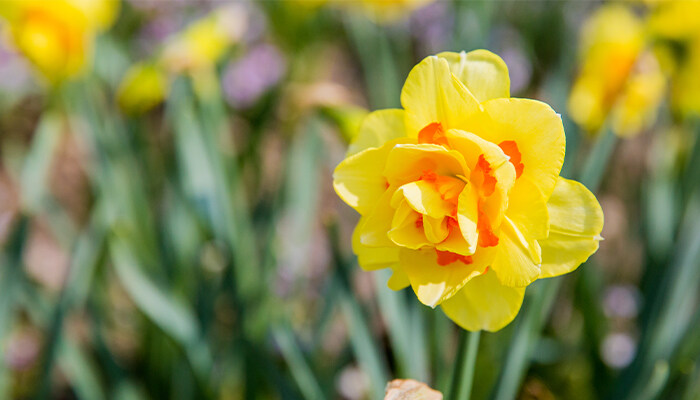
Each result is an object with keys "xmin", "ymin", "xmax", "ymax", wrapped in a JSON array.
[
  {"xmin": 5, "ymin": 332, "xmax": 40, "ymax": 371},
  {"xmin": 492, "ymin": 26, "xmax": 532, "ymax": 94},
  {"xmin": 242, "ymin": 3, "xmax": 268, "ymax": 45},
  {"xmin": 601, "ymin": 333, "xmax": 637, "ymax": 369},
  {"xmin": 223, "ymin": 44, "xmax": 286, "ymax": 109},
  {"xmin": 500, "ymin": 46, "xmax": 531, "ymax": 94},
  {"xmin": 603, "ymin": 285, "xmax": 640, "ymax": 319},
  {"xmin": 411, "ymin": 1, "xmax": 453, "ymax": 57},
  {"xmin": 0, "ymin": 44, "xmax": 31, "ymax": 93}
]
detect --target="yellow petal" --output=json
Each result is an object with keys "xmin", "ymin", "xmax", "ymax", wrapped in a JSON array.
[
  {"xmin": 672, "ymin": 41, "xmax": 700, "ymax": 117},
  {"xmin": 445, "ymin": 129, "xmax": 510, "ymax": 170},
  {"xmin": 539, "ymin": 177, "xmax": 604, "ymax": 278},
  {"xmin": 446, "ymin": 128, "xmax": 516, "ymax": 229},
  {"xmin": 423, "ymin": 215, "xmax": 450, "ymax": 244},
  {"xmin": 388, "ymin": 199, "xmax": 431, "ymax": 249},
  {"xmin": 347, "ymin": 109, "xmax": 407, "ymax": 156},
  {"xmin": 400, "ymin": 56, "xmax": 481, "ymax": 135},
  {"xmin": 358, "ymin": 188, "xmax": 396, "ymax": 247},
  {"xmin": 441, "ymin": 269, "xmax": 525, "ymax": 332},
  {"xmin": 391, "ymin": 180, "xmax": 455, "ymax": 219},
  {"xmin": 568, "ymin": 4, "xmax": 644, "ymax": 133},
  {"xmin": 400, "ymin": 248, "xmax": 488, "ymax": 308},
  {"xmin": 333, "ymin": 139, "xmax": 406, "ymax": 215},
  {"xmin": 387, "ymin": 266, "xmax": 410, "ymax": 291},
  {"xmin": 611, "ymin": 52, "xmax": 666, "ymax": 137},
  {"xmin": 117, "ymin": 63, "xmax": 169, "ymax": 115},
  {"xmin": 383, "ymin": 144, "xmax": 469, "ymax": 187},
  {"xmin": 506, "ymin": 178, "xmax": 550, "ymax": 241},
  {"xmin": 453, "ymin": 182, "xmax": 479, "ymax": 253},
  {"xmin": 71, "ymin": 0, "xmax": 120, "ymax": 31},
  {"xmin": 436, "ymin": 230, "xmax": 475, "ymax": 256},
  {"xmin": 476, "ymin": 98, "xmax": 566, "ymax": 200},
  {"xmin": 437, "ymin": 50, "xmax": 510, "ymax": 103},
  {"xmin": 352, "ymin": 218, "xmax": 399, "ymax": 271},
  {"xmin": 649, "ymin": 1, "xmax": 700, "ymax": 40},
  {"xmin": 491, "ymin": 217, "xmax": 541, "ymax": 287}
]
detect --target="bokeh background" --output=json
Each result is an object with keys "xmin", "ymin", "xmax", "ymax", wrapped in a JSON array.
[{"xmin": 1, "ymin": 0, "xmax": 700, "ymax": 399}]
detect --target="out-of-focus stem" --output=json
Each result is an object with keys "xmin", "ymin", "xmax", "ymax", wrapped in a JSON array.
[{"xmin": 457, "ymin": 330, "xmax": 481, "ymax": 400}]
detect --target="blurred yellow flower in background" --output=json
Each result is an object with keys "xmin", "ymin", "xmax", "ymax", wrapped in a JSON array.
[
  {"xmin": 115, "ymin": 5, "xmax": 247, "ymax": 114},
  {"xmin": 334, "ymin": 50, "xmax": 604, "ymax": 331},
  {"xmin": 648, "ymin": 0, "xmax": 700, "ymax": 117},
  {"xmin": 116, "ymin": 63, "xmax": 168, "ymax": 116},
  {"xmin": 648, "ymin": 0, "xmax": 700, "ymax": 41},
  {"xmin": 355, "ymin": 0, "xmax": 435, "ymax": 23},
  {"xmin": 568, "ymin": 4, "xmax": 666, "ymax": 137},
  {"xmin": 303, "ymin": 0, "xmax": 434, "ymax": 23},
  {"xmin": 160, "ymin": 5, "xmax": 247, "ymax": 75},
  {"xmin": 0, "ymin": 0, "xmax": 118, "ymax": 83}
]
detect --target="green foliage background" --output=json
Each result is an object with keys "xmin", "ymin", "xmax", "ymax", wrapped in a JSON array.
[{"xmin": 0, "ymin": 1, "xmax": 699, "ymax": 399}]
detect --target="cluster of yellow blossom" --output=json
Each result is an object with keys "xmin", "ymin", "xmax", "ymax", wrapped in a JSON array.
[
  {"xmin": 568, "ymin": 5, "xmax": 665, "ymax": 137},
  {"xmin": 291, "ymin": 0, "xmax": 435, "ymax": 23},
  {"xmin": 648, "ymin": 0, "xmax": 700, "ymax": 118},
  {"xmin": 569, "ymin": 1, "xmax": 700, "ymax": 137},
  {"xmin": 117, "ymin": 5, "xmax": 247, "ymax": 115},
  {"xmin": 0, "ymin": 0, "xmax": 119, "ymax": 83},
  {"xmin": 353, "ymin": 0, "xmax": 435, "ymax": 23},
  {"xmin": 334, "ymin": 50, "xmax": 604, "ymax": 331}
]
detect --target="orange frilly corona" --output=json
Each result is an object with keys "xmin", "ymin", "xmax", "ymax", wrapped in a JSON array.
[{"xmin": 333, "ymin": 50, "xmax": 604, "ymax": 331}]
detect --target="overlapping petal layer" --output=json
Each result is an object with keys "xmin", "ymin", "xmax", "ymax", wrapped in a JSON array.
[
  {"xmin": 333, "ymin": 50, "xmax": 604, "ymax": 331},
  {"xmin": 441, "ymin": 269, "xmax": 525, "ymax": 332}
]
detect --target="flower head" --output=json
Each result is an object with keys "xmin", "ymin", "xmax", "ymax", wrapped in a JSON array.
[
  {"xmin": 355, "ymin": 0, "xmax": 435, "ymax": 23},
  {"xmin": 116, "ymin": 63, "xmax": 168, "ymax": 115},
  {"xmin": 568, "ymin": 5, "xmax": 666, "ymax": 136},
  {"xmin": 334, "ymin": 50, "xmax": 603, "ymax": 331},
  {"xmin": 160, "ymin": 5, "xmax": 247, "ymax": 74},
  {"xmin": 0, "ymin": 0, "xmax": 119, "ymax": 83},
  {"xmin": 648, "ymin": 0, "xmax": 700, "ymax": 117}
]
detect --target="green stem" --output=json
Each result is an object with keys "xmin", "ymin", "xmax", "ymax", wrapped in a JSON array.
[
  {"xmin": 457, "ymin": 331, "xmax": 481, "ymax": 400},
  {"xmin": 449, "ymin": 330, "xmax": 481, "ymax": 400}
]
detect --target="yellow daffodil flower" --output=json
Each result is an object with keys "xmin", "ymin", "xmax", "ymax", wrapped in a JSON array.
[
  {"xmin": 355, "ymin": 0, "xmax": 435, "ymax": 23},
  {"xmin": 334, "ymin": 50, "xmax": 604, "ymax": 331},
  {"xmin": 160, "ymin": 5, "xmax": 247, "ymax": 74},
  {"xmin": 648, "ymin": 0, "xmax": 700, "ymax": 117},
  {"xmin": 0, "ymin": 0, "xmax": 118, "ymax": 83},
  {"xmin": 305, "ymin": 0, "xmax": 434, "ymax": 23},
  {"xmin": 648, "ymin": 0, "xmax": 700, "ymax": 41},
  {"xmin": 568, "ymin": 5, "xmax": 666, "ymax": 136},
  {"xmin": 116, "ymin": 63, "xmax": 168, "ymax": 116},
  {"xmin": 669, "ymin": 39, "xmax": 700, "ymax": 117},
  {"xmin": 115, "ymin": 5, "xmax": 246, "ymax": 115}
]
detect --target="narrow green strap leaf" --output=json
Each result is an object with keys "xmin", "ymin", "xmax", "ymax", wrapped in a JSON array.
[
  {"xmin": 20, "ymin": 112, "xmax": 62, "ymax": 212},
  {"xmin": 110, "ymin": 235, "xmax": 212, "ymax": 378},
  {"xmin": 450, "ymin": 330, "xmax": 480, "ymax": 400},
  {"xmin": 0, "ymin": 217, "xmax": 30, "ymax": 398},
  {"xmin": 58, "ymin": 339, "xmax": 107, "ymax": 400},
  {"xmin": 272, "ymin": 324, "xmax": 325, "ymax": 400}
]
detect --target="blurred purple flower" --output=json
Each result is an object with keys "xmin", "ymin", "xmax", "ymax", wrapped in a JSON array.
[
  {"xmin": 0, "ymin": 44, "xmax": 31, "ymax": 92},
  {"xmin": 603, "ymin": 284, "xmax": 640, "ymax": 319},
  {"xmin": 411, "ymin": 1, "xmax": 452, "ymax": 56},
  {"xmin": 500, "ymin": 46, "xmax": 531, "ymax": 94},
  {"xmin": 242, "ymin": 3, "xmax": 268, "ymax": 45},
  {"xmin": 223, "ymin": 44, "xmax": 286, "ymax": 109},
  {"xmin": 5, "ymin": 332, "xmax": 40, "ymax": 371},
  {"xmin": 492, "ymin": 26, "xmax": 532, "ymax": 94},
  {"xmin": 601, "ymin": 333, "xmax": 637, "ymax": 369},
  {"xmin": 140, "ymin": 13, "xmax": 185, "ymax": 44}
]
